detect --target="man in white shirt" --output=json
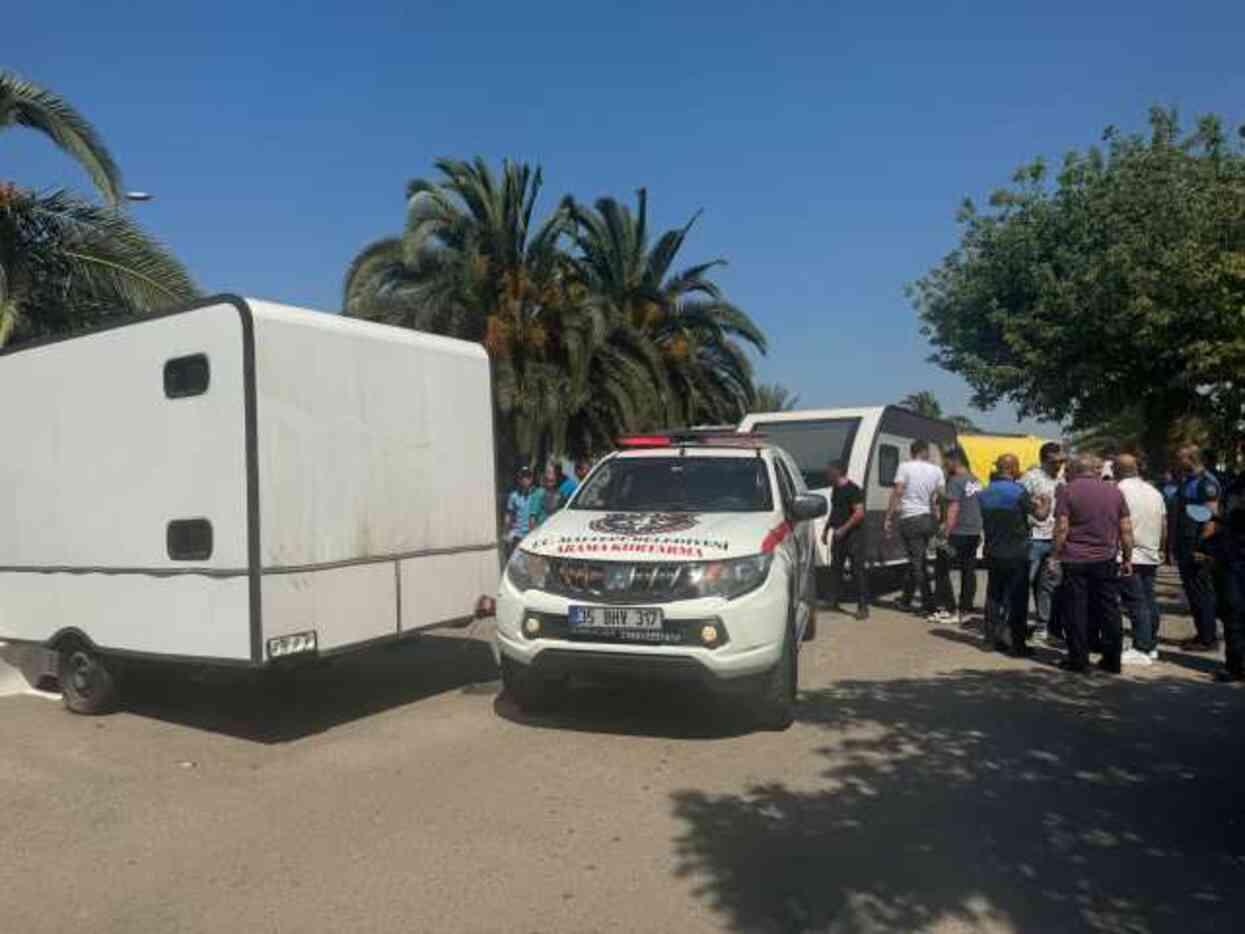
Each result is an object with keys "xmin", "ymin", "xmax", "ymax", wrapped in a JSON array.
[
  {"xmin": 1115, "ymin": 454, "xmax": 1167, "ymax": 665},
  {"xmin": 1021, "ymin": 442, "xmax": 1066, "ymax": 640},
  {"xmin": 884, "ymin": 439, "xmax": 945, "ymax": 613}
]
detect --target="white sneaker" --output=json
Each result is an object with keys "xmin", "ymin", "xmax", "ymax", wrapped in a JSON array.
[
  {"xmin": 1147, "ymin": 650, "xmax": 1159, "ymax": 660},
  {"xmin": 1121, "ymin": 648, "xmax": 1154, "ymax": 666},
  {"xmin": 927, "ymin": 610, "xmax": 953, "ymax": 623}
]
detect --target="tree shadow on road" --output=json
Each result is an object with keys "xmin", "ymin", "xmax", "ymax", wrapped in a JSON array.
[
  {"xmin": 671, "ymin": 669, "xmax": 1245, "ymax": 933},
  {"xmin": 120, "ymin": 632, "xmax": 500, "ymax": 743}
]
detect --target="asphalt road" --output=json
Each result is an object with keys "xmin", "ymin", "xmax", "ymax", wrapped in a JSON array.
[{"xmin": 2, "ymin": 572, "xmax": 1242, "ymax": 934}]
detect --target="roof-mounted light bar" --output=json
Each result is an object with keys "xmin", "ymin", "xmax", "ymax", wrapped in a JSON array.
[{"xmin": 616, "ymin": 432, "xmax": 769, "ymax": 449}]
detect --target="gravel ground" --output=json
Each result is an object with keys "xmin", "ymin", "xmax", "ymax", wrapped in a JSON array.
[{"xmin": 1, "ymin": 570, "xmax": 1242, "ymax": 934}]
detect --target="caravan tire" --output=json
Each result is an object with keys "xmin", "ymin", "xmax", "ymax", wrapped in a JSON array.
[{"xmin": 59, "ymin": 644, "xmax": 120, "ymax": 715}]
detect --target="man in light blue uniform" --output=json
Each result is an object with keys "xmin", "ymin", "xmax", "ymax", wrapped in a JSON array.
[{"xmin": 505, "ymin": 466, "xmax": 540, "ymax": 558}]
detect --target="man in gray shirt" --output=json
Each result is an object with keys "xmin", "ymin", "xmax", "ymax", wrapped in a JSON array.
[
  {"xmin": 931, "ymin": 446, "xmax": 984, "ymax": 624},
  {"xmin": 1021, "ymin": 442, "xmax": 1066, "ymax": 639}
]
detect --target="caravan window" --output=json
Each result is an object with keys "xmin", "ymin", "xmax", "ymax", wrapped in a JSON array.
[
  {"xmin": 164, "ymin": 354, "xmax": 210, "ymax": 398},
  {"xmin": 878, "ymin": 444, "xmax": 900, "ymax": 486},
  {"xmin": 747, "ymin": 418, "xmax": 860, "ymax": 489},
  {"xmin": 167, "ymin": 519, "xmax": 213, "ymax": 561}
]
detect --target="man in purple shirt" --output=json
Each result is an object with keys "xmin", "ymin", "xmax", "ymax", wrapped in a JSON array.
[{"xmin": 1053, "ymin": 455, "xmax": 1135, "ymax": 674}]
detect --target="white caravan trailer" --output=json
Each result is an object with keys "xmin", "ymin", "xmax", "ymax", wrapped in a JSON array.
[
  {"xmin": 0, "ymin": 296, "xmax": 500, "ymax": 713},
  {"xmin": 738, "ymin": 407, "xmax": 957, "ymax": 571}
]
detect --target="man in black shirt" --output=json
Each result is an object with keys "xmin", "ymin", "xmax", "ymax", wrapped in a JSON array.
[{"xmin": 822, "ymin": 459, "xmax": 870, "ymax": 620}]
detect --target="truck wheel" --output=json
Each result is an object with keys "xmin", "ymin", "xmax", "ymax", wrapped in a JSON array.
[
  {"xmin": 59, "ymin": 643, "xmax": 120, "ymax": 715},
  {"xmin": 500, "ymin": 656, "xmax": 562, "ymax": 713},
  {"xmin": 756, "ymin": 626, "xmax": 797, "ymax": 731}
]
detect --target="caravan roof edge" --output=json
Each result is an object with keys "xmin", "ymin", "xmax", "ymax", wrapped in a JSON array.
[{"xmin": 0, "ymin": 293, "xmax": 254, "ymax": 358}]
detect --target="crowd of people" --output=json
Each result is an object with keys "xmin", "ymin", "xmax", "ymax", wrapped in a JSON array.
[
  {"xmin": 503, "ymin": 459, "xmax": 591, "ymax": 556},
  {"xmin": 823, "ymin": 439, "xmax": 1245, "ymax": 683}
]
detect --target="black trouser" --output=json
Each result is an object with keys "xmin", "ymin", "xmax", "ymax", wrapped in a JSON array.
[
  {"xmin": 933, "ymin": 534, "xmax": 980, "ymax": 613},
  {"xmin": 827, "ymin": 528, "xmax": 869, "ymax": 609},
  {"xmin": 1063, "ymin": 560, "xmax": 1123, "ymax": 671},
  {"xmin": 1215, "ymin": 562, "xmax": 1244, "ymax": 675},
  {"xmin": 1177, "ymin": 555, "xmax": 1219, "ymax": 644},
  {"xmin": 899, "ymin": 514, "xmax": 937, "ymax": 609},
  {"xmin": 985, "ymin": 558, "xmax": 1028, "ymax": 648}
]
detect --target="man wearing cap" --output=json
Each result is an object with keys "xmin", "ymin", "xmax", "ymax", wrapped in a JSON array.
[
  {"xmin": 1172, "ymin": 445, "xmax": 1221, "ymax": 652},
  {"xmin": 1021, "ymin": 442, "xmax": 1066, "ymax": 641},
  {"xmin": 504, "ymin": 466, "xmax": 540, "ymax": 558}
]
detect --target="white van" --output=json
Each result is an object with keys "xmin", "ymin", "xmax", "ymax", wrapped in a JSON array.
[
  {"xmin": 0, "ymin": 296, "xmax": 500, "ymax": 713},
  {"xmin": 738, "ymin": 406, "xmax": 957, "ymax": 572}
]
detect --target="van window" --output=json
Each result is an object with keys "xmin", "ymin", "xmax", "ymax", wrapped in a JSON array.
[
  {"xmin": 167, "ymin": 519, "xmax": 213, "ymax": 561},
  {"xmin": 878, "ymin": 444, "xmax": 900, "ymax": 487},
  {"xmin": 746, "ymin": 418, "xmax": 860, "ymax": 489},
  {"xmin": 164, "ymin": 354, "xmax": 210, "ymax": 398}
]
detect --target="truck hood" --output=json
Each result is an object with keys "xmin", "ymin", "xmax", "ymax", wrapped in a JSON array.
[{"xmin": 522, "ymin": 510, "xmax": 785, "ymax": 562}]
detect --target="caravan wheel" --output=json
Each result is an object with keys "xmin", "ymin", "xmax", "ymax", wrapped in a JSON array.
[{"xmin": 59, "ymin": 644, "xmax": 120, "ymax": 715}]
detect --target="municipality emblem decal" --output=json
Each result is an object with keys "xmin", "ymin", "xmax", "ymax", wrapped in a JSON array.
[{"xmin": 588, "ymin": 512, "xmax": 700, "ymax": 536}]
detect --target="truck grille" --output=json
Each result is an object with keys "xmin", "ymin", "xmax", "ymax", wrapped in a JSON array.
[{"xmin": 546, "ymin": 558, "xmax": 692, "ymax": 603}]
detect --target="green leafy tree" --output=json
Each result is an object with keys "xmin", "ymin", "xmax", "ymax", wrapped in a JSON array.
[
  {"xmin": 911, "ymin": 107, "xmax": 1245, "ymax": 467},
  {"xmin": 0, "ymin": 72, "xmax": 197, "ymax": 347},
  {"xmin": 566, "ymin": 189, "xmax": 765, "ymax": 427},
  {"xmin": 752, "ymin": 382, "xmax": 800, "ymax": 413}
]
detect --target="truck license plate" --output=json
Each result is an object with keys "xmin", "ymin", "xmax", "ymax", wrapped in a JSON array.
[{"xmin": 568, "ymin": 606, "xmax": 664, "ymax": 630}]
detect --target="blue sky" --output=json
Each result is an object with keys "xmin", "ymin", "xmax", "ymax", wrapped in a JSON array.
[{"xmin": 7, "ymin": 1, "xmax": 1244, "ymax": 433}]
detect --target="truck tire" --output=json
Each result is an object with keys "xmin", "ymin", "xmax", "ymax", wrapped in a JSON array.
[
  {"xmin": 59, "ymin": 643, "xmax": 120, "ymax": 715},
  {"xmin": 500, "ymin": 656, "xmax": 562, "ymax": 713},
  {"xmin": 756, "ymin": 624, "xmax": 797, "ymax": 731}
]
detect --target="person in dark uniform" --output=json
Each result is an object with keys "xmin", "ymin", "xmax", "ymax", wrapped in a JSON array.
[
  {"xmin": 978, "ymin": 454, "xmax": 1043, "ymax": 655},
  {"xmin": 822, "ymin": 459, "xmax": 869, "ymax": 620},
  {"xmin": 1172, "ymin": 445, "xmax": 1222, "ymax": 652},
  {"xmin": 1197, "ymin": 506, "xmax": 1245, "ymax": 682}
]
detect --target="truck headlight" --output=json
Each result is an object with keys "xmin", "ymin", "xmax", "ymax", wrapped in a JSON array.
[
  {"xmin": 683, "ymin": 554, "xmax": 774, "ymax": 600},
  {"xmin": 505, "ymin": 549, "xmax": 550, "ymax": 592}
]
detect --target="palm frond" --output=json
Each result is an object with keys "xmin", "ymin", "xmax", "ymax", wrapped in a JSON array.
[{"xmin": 1, "ymin": 71, "xmax": 124, "ymax": 206}]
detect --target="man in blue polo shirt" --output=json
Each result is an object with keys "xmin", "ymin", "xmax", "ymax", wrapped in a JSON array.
[
  {"xmin": 979, "ymin": 453, "xmax": 1046, "ymax": 655},
  {"xmin": 1172, "ymin": 445, "xmax": 1221, "ymax": 652}
]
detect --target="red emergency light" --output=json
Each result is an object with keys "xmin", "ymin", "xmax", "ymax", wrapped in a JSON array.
[{"xmin": 615, "ymin": 432, "xmax": 769, "ymax": 449}]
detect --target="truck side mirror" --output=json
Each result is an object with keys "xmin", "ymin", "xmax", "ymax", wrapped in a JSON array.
[{"xmin": 790, "ymin": 494, "xmax": 828, "ymax": 522}]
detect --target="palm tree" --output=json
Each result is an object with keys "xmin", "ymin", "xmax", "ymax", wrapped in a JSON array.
[
  {"xmin": 0, "ymin": 187, "xmax": 198, "ymax": 347},
  {"xmin": 899, "ymin": 391, "xmax": 981, "ymax": 433},
  {"xmin": 0, "ymin": 73, "xmax": 196, "ymax": 346},
  {"xmin": 344, "ymin": 158, "xmax": 659, "ymax": 466},
  {"xmin": 1, "ymin": 71, "xmax": 124, "ymax": 206},
  {"xmin": 752, "ymin": 382, "xmax": 800, "ymax": 413},
  {"xmin": 900, "ymin": 390, "xmax": 943, "ymax": 419},
  {"xmin": 565, "ymin": 189, "xmax": 765, "ymax": 427}
]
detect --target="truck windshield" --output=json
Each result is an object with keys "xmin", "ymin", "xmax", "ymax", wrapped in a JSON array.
[
  {"xmin": 746, "ymin": 417, "xmax": 860, "ymax": 489},
  {"xmin": 572, "ymin": 457, "xmax": 774, "ymax": 513}
]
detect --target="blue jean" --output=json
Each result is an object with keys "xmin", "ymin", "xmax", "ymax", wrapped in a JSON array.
[
  {"xmin": 1119, "ymin": 564, "xmax": 1159, "ymax": 652},
  {"xmin": 1028, "ymin": 540, "xmax": 1056, "ymax": 628}
]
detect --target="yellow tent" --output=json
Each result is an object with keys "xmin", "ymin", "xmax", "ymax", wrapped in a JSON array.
[{"xmin": 957, "ymin": 433, "xmax": 1058, "ymax": 476}]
